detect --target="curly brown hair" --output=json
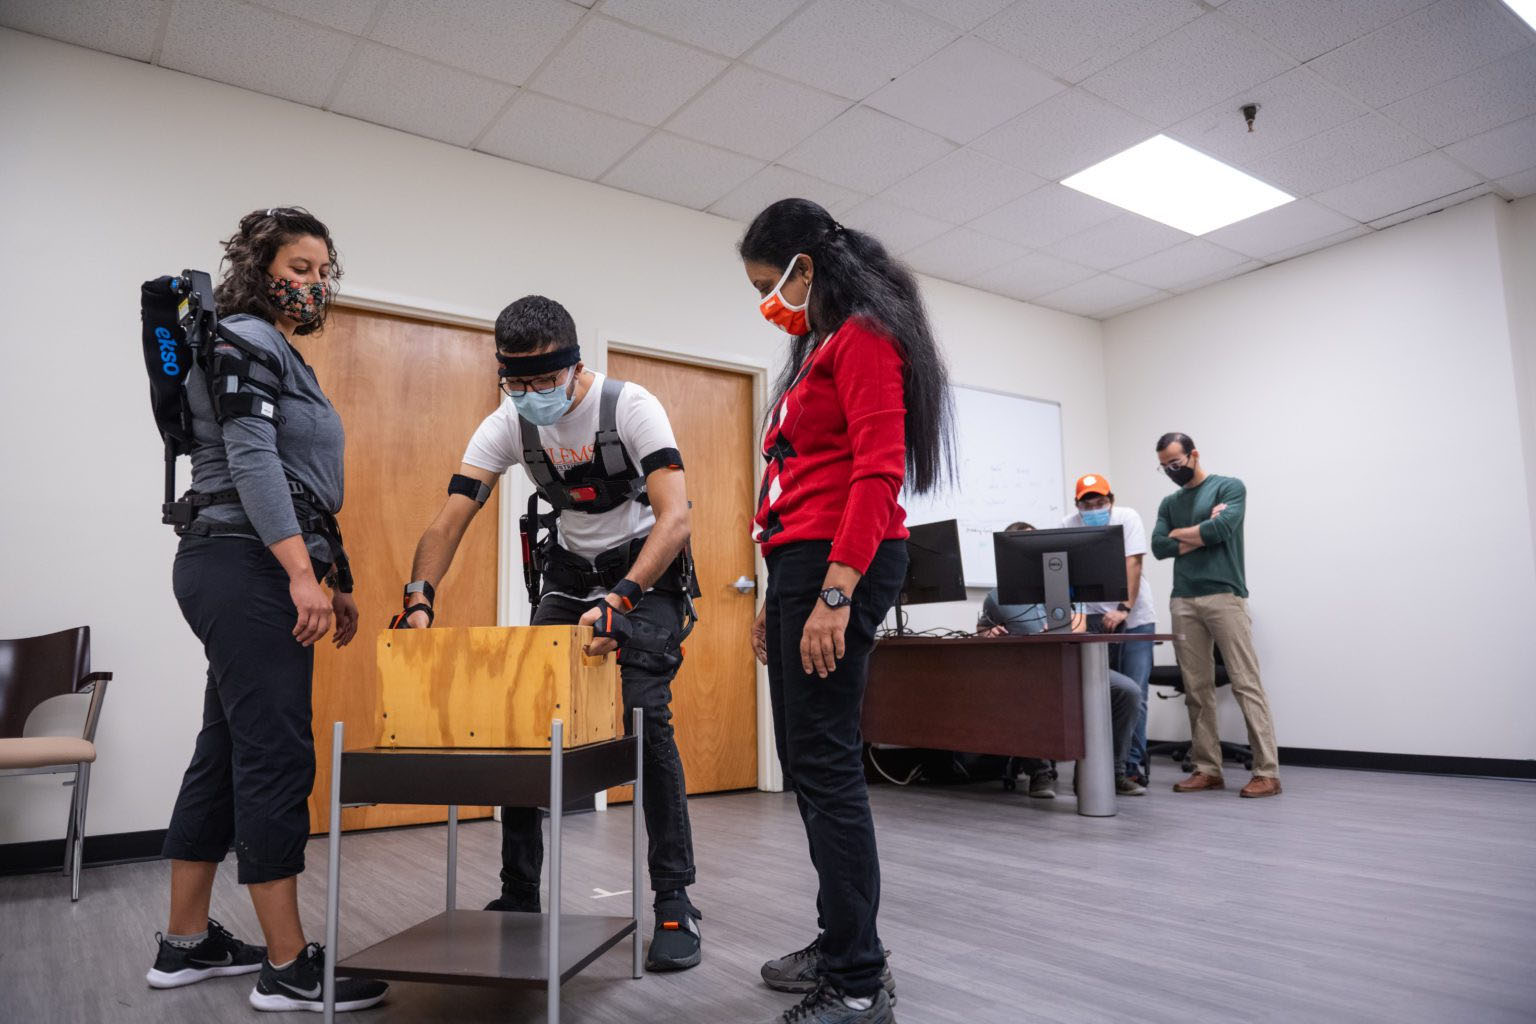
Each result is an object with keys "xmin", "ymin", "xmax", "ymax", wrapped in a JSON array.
[{"xmin": 214, "ymin": 207, "xmax": 342, "ymax": 336}]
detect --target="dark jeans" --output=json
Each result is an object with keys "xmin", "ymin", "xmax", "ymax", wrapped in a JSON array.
[
  {"xmin": 163, "ymin": 536, "xmax": 322, "ymax": 885},
  {"xmin": 766, "ymin": 539, "xmax": 906, "ymax": 998},
  {"xmin": 1109, "ymin": 623, "xmax": 1156, "ymax": 773},
  {"xmin": 500, "ymin": 589, "xmax": 696, "ymax": 900}
]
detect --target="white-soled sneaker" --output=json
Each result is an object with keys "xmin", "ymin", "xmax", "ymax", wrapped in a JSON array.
[
  {"xmin": 248, "ymin": 943, "xmax": 387, "ymax": 1013},
  {"xmin": 146, "ymin": 918, "xmax": 265, "ymax": 989}
]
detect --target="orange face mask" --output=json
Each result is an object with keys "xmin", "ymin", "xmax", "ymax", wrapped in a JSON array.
[{"xmin": 759, "ymin": 254, "xmax": 810, "ymax": 335}]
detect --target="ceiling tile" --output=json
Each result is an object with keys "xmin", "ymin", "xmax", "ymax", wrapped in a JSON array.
[
  {"xmin": 1219, "ymin": 0, "xmax": 1433, "ymax": 63},
  {"xmin": 601, "ymin": 132, "xmax": 764, "ymax": 209},
  {"xmin": 666, "ymin": 65, "xmax": 848, "ymax": 161},
  {"xmin": 1166, "ymin": 66, "xmax": 1369, "ymax": 167},
  {"xmin": 1203, "ymin": 198, "xmax": 1361, "ymax": 258},
  {"xmin": 973, "ymin": 89, "xmax": 1157, "ymax": 182},
  {"xmin": 1042, "ymin": 213, "xmax": 1191, "ymax": 271},
  {"xmin": 160, "ymin": 0, "xmax": 355, "ymax": 107},
  {"xmin": 1313, "ymin": 152, "xmax": 1483, "ymax": 222},
  {"xmin": 709, "ymin": 165, "xmax": 865, "ymax": 222},
  {"xmin": 599, "ymin": 0, "xmax": 803, "ymax": 57},
  {"xmin": 967, "ymin": 252, "xmax": 1099, "ymax": 302},
  {"xmin": 1263, "ymin": 224, "xmax": 1371, "ymax": 263},
  {"xmin": 1497, "ymin": 166, "xmax": 1536, "ymax": 198},
  {"xmin": 0, "ymin": 0, "xmax": 165, "ymax": 60},
  {"xmin": 780, "ymin": 106, "xmax": 954, "ymax": 193},
  {"xmin": 838, "ymin": 196, "xmax": 953, "ymax": 255},
  {"xmin": 1034, "ymin": 273, "xmax": 1166, "ymax": 318},
  {"xmin": 886, "ymin": 0, "xmax": 1012, "ymax": 31},
  {"xmin": 330, "ymin": 43, "xmax": 515, "ymax": 146},
  {"xmin": 882, "ymin": 149, "xmax": 1044, "ymax": 224},
  {"xmin": 368, "ymin": 0, "xmax": 581, "ymax": 85},
  {"xmin": 1247, "ymin": 113, "xmax": 1430, "ymax": 195},
  {"xmin": 744, "ymin": 0, "xmax": 956, "ymax": 101},
  {"xmin": 477, "ymin": 92, "xmax": 651, "ymax": 179},
  {"xmin": 1308, "ymin": 0, "xmax": 1529, "ymax": 108},
  {"xmin": 903, "ymin": 228, "xmax": 1031, "ymax": 283},
  {"xmin": 968, "ymin": 184, "xmax": 1122, "ymax": 248},
  {"xmin": 1444, "ymin": 113, "xmax": 1536, "ymax": 180},
  {"xmin": 1382, "ymin": 46, "xmax": 1536, "ymax": 147},
  {"xmin": 1114, "ymin": 238, "xmax": 1253, "ymax": 290},
  {"xmin": 975, "ymin": 0, "xmax": 1204, "ymax": 84},
  {"xmin": 1081, "ymin": 12, "xmax": 1296, "ymax": 126},
  {"xmin": 256, "ymin": 0, "xmax": 382, "ymax": 34},
  {"xmin": 530, "ymin": 15, "xmax": 728, "ymax": 125},
  {"xmin": 864, "ymin": 36, "xmax": 1064, "ymax": 145},
  {"xmin": 1366, "ymin": 184, "xmax": 1493, "ymax": 229}
]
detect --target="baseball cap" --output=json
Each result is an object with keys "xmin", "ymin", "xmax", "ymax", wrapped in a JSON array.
[{"xmin": 1074, "ymin": 474, "xmax": 1112, "ymax": 501}]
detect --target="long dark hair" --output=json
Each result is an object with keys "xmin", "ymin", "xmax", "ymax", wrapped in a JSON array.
[
  {"xmin": 215, "ymin": 207, "xmax": 342, "ymax": 336},
  {"xmin": 739, "ymin": 198, "xmax": 954, "ymax": 494}
]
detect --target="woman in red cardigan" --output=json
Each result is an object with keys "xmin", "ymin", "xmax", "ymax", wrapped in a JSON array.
[{"xmin": 740, "ymin": 198, "xmax": 953, "ymax": 1024}]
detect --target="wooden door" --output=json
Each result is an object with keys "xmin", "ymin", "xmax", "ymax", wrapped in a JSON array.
[
  {"xmin": 303, "ymin": 308, "xmax": 501, "ymax": 833},
  {"xmin": 607, "ymin": 351, "xmax": 759, "ymax": 795}
]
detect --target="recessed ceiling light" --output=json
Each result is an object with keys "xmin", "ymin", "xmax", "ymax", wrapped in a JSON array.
[
  {"xmin": 1061, "ymin": 134, "xmax": 1293, "ymax": 235},
  {"xmin": 1500, "ymin": 0, "xmax": 1536, "ymax": 30}
]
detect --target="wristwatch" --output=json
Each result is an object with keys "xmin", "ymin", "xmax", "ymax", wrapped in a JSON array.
[
  {"xmin": 1116, "ymin": 602, "xmax": 1131, "ymax": 613},
  {"xmin": 819, "ymin": 586, "xmax": 853, "ymax": 610}
]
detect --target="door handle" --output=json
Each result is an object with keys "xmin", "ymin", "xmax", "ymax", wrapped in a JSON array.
[{"xmin": 731, "ymin": 574, "xmax": 757, "ymax": 594}]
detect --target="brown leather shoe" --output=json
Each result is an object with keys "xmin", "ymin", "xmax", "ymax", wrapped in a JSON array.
[
  {"xmin": 1172, "ymin": 771, "xmax": 1225, "ymax": 792},
  {"xmin": 1240, "ymin": 776, "xmax": 1282, "ymax": 798}
]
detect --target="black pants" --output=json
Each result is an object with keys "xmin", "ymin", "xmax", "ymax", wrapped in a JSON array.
[
  {"xmin": 766, "ymin": 539, "xmax": 907, "ymax": 998},
  {"xmin": 163, "ymin": 536, "xmax": 322, "ymax": 885},
  {"xmin": 500, "ymin": 589, "xmax": 697, "ymax": 900}
]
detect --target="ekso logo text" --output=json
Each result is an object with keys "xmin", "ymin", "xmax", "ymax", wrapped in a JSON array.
[{"xmin": 155, "ymin": 326, "xmax": 179, "ymax": 376}]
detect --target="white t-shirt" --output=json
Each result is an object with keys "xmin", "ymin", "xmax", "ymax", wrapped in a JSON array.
[
  {"xmin": 462, "ymin": 371, "xmax": 678, "ymax": 569},
  {"xmin": 1060, "ymin": 505, "xmax": 1156, "ymax": 629}
]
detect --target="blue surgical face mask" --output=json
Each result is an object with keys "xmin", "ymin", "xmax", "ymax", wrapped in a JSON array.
[
  {"xmin": 1081, "ymin": 507, "xmax": 1112, "ymax": 528},
  {"xmin": 511, "ymin": 371, "xmax": 574, "ymax": 425}
]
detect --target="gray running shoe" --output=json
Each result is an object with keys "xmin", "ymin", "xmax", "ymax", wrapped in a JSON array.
[
  {"xmin": 1116, "ymin": 774, "xmax": 1147, "ymax": 796},
  {"xmin": 761, "ymin": 936, "xmax": 896, "ymax": 1006},
  {"xmin": 1028, "ymin": 770, "xmax": 1057, "ymax": 799},
  {"xmin": 760, "ymin": 979, "xmax": 895, "ymax": 1024}
]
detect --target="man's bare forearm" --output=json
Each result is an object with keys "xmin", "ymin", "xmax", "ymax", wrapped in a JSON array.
[{"xmin": 621, "ymin": 513, "xmax": 689, "ymax": 591}]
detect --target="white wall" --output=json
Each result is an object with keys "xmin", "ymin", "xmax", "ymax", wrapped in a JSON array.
[
  {"xmin": 1103, "ymin": 195, "xmax": 1536, "ymax": 760},
  {"xmin": 0, "ymin": 30, "xmax": 1106, "ymax": 844}
]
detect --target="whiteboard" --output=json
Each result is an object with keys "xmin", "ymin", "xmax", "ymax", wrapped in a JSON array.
[{"xmin": 901, "ymin": 386, "xmax": 1065, "ymax": 588}]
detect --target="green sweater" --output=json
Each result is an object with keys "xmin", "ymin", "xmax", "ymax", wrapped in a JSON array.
[{"xmin": 1151, "ymin": 474, "xmax": 1249, "ymax": 598}]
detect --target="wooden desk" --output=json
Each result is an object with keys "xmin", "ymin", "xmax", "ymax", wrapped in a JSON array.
[{"xmin": 863, "ymin": 634, "xmax": 1175, "ymax": 817}]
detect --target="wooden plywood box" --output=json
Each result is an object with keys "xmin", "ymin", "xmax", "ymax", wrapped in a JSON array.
[{"xmin": 376, "ymin": 626, "xmax": 620, "ymax": 749}]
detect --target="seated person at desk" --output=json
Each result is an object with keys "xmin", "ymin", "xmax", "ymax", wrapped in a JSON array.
[{"xmin": 976, "ymin": 522, "xmax": 1146, "ymax": 798}]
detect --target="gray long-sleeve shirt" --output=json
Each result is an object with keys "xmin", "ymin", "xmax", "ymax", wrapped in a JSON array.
[{"xmin": 186, "ymin": 314, "xmax": 345, "ymax": 564}]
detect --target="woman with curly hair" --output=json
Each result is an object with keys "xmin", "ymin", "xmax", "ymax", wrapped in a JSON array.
[{"xmin": 145, "ymin": 208, "xmax": 386, "ymax": 1013}]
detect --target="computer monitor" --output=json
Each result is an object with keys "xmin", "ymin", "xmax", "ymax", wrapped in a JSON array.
[
  {"xmin": 993, "ymin": 525, "xmax": 1128, "ymax": 633},
  {"xmin": 896, "ymin": 519, "xmax": 967, "ymax": 635}
]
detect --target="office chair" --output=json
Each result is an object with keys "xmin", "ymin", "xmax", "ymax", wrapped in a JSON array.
[
  {"xmin": 0, "ymin": 626, "xmax": 113, "ymax": 900},
  {"xmin": 1146, "ymin": 646, "xmax": 1253, "ymax": 774}
]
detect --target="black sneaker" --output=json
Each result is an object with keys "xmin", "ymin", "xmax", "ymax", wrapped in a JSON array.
[
  {"xmin": 645, "ymin": 891, "xmax": 702, "ymax": 971},
  {"xmin": 483, "ymin": 892, "xmax": 540, "ymax": 913},
  {"xmin": 760, "ymin": 935, "xmax": 897, "ymax": 1006},
  {"xmin": 759, "ymin": 978, "xmax": 896, "ymax": 1023},
  {"xmin": 248, "ymin": 943, "xmax": 387, "ymax": 1013},
  {"xmin": 146, "ymin": 918, "xmax": 266, "ymax": 989}
]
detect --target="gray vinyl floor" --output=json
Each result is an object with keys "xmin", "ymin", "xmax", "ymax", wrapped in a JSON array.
[{"xmin": 3, "ymin": 764, "xmax": 1534, "ymax": 1024}]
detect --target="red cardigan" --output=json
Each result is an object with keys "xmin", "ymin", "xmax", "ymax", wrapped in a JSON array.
[{"xmin": 754, "ymin": 317, "xmax": 908, "ymax": 573}]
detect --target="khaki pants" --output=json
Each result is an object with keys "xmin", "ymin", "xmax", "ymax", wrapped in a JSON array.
[{"xmin": 1170, "ymin": 594, "xmax": 1279, "ymax": 778}]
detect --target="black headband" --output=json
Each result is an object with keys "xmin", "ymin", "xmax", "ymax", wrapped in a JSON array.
[{"xmin": 496, "ymin": 346, "xmax": 581, "ymax": 377}]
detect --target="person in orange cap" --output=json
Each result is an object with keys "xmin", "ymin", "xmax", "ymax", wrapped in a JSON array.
[{"xmin": 1062, "ymin": 473, "xmax": 1157, "ymax": 788}]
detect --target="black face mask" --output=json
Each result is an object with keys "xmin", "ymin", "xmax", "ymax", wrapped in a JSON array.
[{"xmin": 1164, "ymin": 464, "xmax": 1196, "ymax": 486}]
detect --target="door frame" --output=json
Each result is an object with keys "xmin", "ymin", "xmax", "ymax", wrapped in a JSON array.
[
  {"xmin": 593, "ymin": 329, "xmax": 782, "ymax": 794},
  {"xmin": 334, "ymin": 291, "xmax": 783, "ymax": 793}
]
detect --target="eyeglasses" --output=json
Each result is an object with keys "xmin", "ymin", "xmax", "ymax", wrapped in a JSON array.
[
  {"xmin": 1156, "ymin": 456, "xmax": 1191, "ymax": 474},
  {"xmin": 499, "ymin": 371, "xmax": 567, "ymax": 398}
]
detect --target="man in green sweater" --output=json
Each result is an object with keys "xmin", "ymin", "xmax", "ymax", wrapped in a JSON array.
[{"xmin": 1151, "ymin": 432, "xmax": 1281, "ymax": 798}]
